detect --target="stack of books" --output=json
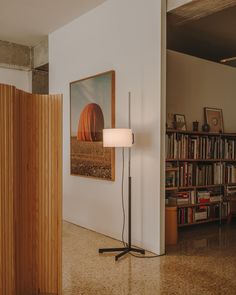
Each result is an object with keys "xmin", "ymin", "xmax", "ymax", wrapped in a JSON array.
[
  {"xmin": 166, "ymin": 133, "xmax": 236, "ymax": 160},
  {"xmin": 178, "ymin": 207, "xmax": 194, "ymax": 224},
  {"xmin": 197, "ymin": 191, "xmax": 210, "ymax": 204},
  {"xmin": 168, "ymin": 191, "xmax": 195, "ymax": 206},
  {"xmin": 225, "ymin": 164, "xmax": 236, "ymax": 184},
  {"xmin": 222, "ymin": 138, "xmax": 236, "ymax": 160},
  {"xmin": 178, "ymin": 162, "xmax": 224, "ymax": 187},
  {"xmin": 166, "ymin": 133, "xmax": 178, "ymax": 159},
  {"xmin": 226, "ymin": 185, "xmax": 236, "ymax": 195},
  {"xmin": 195, "ymin": 209, "xmax": 208, "ymax": 221}
]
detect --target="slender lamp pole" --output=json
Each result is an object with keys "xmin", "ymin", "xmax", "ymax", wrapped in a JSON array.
[
  {"xmin": 99, "ymin": 92, "xmax": 145, "ymax": 261},
  {"xmin": 128, "ymin": 92, "xmax": 132, "ymax": 248}
]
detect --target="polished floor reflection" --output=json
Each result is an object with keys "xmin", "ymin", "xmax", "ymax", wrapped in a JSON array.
[{"xmin": 63, "ymin": 220, "xmax": 236, "ymax": 295}]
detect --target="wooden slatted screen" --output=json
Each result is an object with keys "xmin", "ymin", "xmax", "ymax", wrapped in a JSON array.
[{"xmin": 0, "ymin": 84, "xmax": 62, "ymax": 295}]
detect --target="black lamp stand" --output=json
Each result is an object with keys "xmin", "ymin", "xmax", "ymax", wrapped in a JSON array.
[
  {"xmin": 99, "ymin": 93, "xmax": 145, "ymax": 261},
  {"xmin": 99, "ymin": 156, "xmax": 145, "ymax": 261}
]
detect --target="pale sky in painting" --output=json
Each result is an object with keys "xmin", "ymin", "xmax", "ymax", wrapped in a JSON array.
[{"xmin": 70, "ymin": 72, "xmax": 112, "ymax": 136}]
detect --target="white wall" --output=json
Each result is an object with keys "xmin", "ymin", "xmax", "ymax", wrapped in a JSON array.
[
  {"xmin": 49, "ymin": 0, "xmax": 165, "ymax": 254},
  {"xmin": 0, "ymin": 67, "xmax": 32, "ymax": 92},
  {"xmin": 167, "ymin": 0, "xmax": 193, "ymax": 11},
  {"xmin": 167, "ymin": 50, "xmax": 236, "ymax": 132}
]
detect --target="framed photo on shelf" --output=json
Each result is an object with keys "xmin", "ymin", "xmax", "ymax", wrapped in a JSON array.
[
  {"xmin": 174, "ymin": 114, "xmax": 187, "ymax": 131},
  {"xmin": 166, "ymin": 113, "xmax": 174, "ymax": 129},
  {"xmin": 204, "ymin": 107, "xmax": 224, "ymax": 133}
]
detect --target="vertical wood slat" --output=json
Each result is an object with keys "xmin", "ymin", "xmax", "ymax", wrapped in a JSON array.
[
  {"xmin": 0, "ymin": 84, "xmax": 15, "ymax": 295},
  {"xmin": 0, "ymin": 84, "xmax": 62, "ymax": 295}
]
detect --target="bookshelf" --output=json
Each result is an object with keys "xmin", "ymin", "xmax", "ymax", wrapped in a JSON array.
[{"xmin": 165, "ymin": 129, "xmax": 235, "ymax": 227}]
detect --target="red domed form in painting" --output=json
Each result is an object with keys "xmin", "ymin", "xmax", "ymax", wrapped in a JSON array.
[{"xmin": 77, "ymin": 103, "xmax": 104, "ymax": 142}]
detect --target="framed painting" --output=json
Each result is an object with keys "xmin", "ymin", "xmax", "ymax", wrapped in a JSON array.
[
  {"xmin": 204, "ymin": 107, "xmax": 224, "ymax": 133},
  {"xmin": 70, "ymin": 71, "xmax": 115, "ymax": 181},
  {"xmin": 174, "ymin": 114, "xmax": 187, "ymax": 131}
]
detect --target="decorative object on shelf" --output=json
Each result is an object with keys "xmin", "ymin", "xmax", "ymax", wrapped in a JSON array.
[
  {"xmin": 70, "ymin": 71, "xmax": 115, "ymax": 181},
  {"xmin": 202, "ymin": 123, "xmax": 210, "ymax": 132},
  {"xmin": 99, "ymin": 92, "xmax": 145, "ymax": 261},
  {"xmin": 192, "ymin": 121, "xmax": 199, "ymax": 132},
  {"xmin": 174, "ymin": 114, "xmax": 187, "ymax": 131},
  {"xmin": 166, "ymin": 113, "xmax": 174, "ymax": 129},
  {"xmin": 204, "ymin": 107, "xmax": 224, "ymax": 133}
]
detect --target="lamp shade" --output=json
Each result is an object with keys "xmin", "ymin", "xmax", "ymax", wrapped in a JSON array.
[{"xmin": 103, "ymin": 128, "xmax": 133, "ymax": 147}]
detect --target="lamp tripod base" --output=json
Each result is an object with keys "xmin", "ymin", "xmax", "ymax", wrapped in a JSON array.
[{"xmin": 99, "ymin": 246, "xmax": 145, "ymax": 261}]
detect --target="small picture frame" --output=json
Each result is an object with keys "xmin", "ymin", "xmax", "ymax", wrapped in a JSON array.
[
  {"xmin": 166, "ymin": 113, "xmax": 175, "ymax": 129},
  {"xmin": 174, "ymin": 114, "xmax": 187, "ymax": 131},
  {"xmin": 204, "ymin": 107, "xmax": 224, "ymax": 133}
]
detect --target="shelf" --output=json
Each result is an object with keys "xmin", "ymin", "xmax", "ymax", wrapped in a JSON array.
[
  {"xmin": 166, "ymin": 158, "xmax": 236, "ymax": 162},
  {"xmin": 166, "ymin": 187, "xmax": 178, "ymax": 191},
  {"xmin": 166, "ymin": 129, "xmax": 236, "ymax": 137},
  {"xmin": 177, "ymin": 201, "xmax": 223, "ymax": 208},
  {"xmin": 179, "ymin": 184, "xmax": 223, "ymax": 189},
  {"xmin": 166, "ymin": 167, "xmax": 178, "ymax": 171},
  {"xmin": 166, "ymin": 184, "xmax": 224, "ymax": 190},
  {"xmin": 178, "ymin": 217, "xmax": 227, "ymax": 227}
]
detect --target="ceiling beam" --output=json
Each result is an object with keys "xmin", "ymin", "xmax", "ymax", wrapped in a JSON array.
[
  {"xmin": 0, "ymin": 38, "xmax": 49, "ymax": 71},
  {"xmin": 168, "ymin": 0, "xmax": 236, "ymax": 26},
  {"xmin": 0, "ymin": 40, "xmax": 31, "ymax": 70}
]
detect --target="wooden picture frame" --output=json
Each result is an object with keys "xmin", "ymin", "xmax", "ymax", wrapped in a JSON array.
[
  {"xmin": 166, "ymin": 113, "xmax": 175, "ymax": 129},
  {"xmin": 174, "ymin": 114, "xmax": 187, "ymax": 131},
  {"xmin": 70, "ymin": 70, "xmax": 115, "ymax": 181},
  {"xmin": 204, "ymin": 107, "xmax": 224, "ymax": 133}
]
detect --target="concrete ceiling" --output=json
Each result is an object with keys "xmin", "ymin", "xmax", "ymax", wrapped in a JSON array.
[
  {"xmin": 0, "ymin": 0, "xmax": 106, "ymax": 46},
  {"xmin": 168, "ymin": 4, "xmax": 236, "ymax": 66}
]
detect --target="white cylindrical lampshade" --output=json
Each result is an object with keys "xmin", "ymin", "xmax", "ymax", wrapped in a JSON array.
[{"xmin": 103, "ymin": 128, "xmax": 133, "ymax": 147}]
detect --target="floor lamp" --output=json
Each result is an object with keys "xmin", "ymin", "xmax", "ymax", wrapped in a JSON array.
[{"xmin": 99, "ymin": 128, "xmax": 145, "ymax": 261}]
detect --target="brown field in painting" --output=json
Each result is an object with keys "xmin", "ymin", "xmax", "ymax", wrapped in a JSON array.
[{"xmin": 71, "ymin": 136, "xmax": 113, "ymax": 180}]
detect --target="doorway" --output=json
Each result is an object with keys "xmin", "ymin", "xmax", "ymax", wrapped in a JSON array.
[{"xmin": 165, "ymin": 1, "xmax": 236, "ymax": 251}]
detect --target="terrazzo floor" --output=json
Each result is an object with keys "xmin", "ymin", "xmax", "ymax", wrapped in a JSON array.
[{"xmin": 63, "ymin": 220, "xmax": 236, "ymax": 295}]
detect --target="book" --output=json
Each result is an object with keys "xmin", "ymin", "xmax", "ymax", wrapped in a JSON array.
[{"xmin": 195, "ymin": 210, "xmax": 207, "ymax": 221}]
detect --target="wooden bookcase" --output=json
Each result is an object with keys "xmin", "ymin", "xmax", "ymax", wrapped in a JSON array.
[{"xmin": 165, "ymin": 129, "xmax": 236, "ymax": 227}]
